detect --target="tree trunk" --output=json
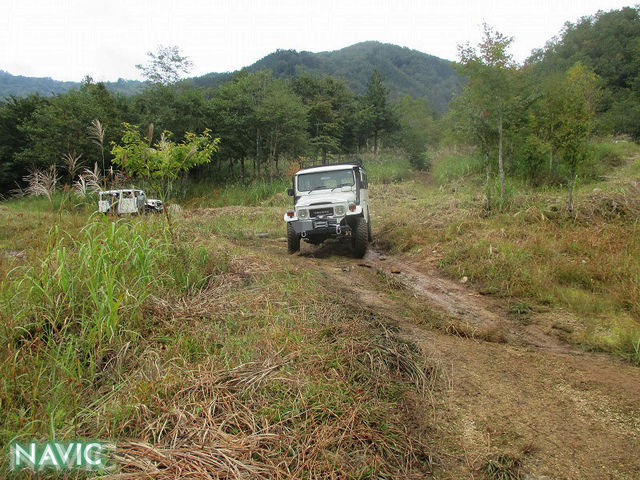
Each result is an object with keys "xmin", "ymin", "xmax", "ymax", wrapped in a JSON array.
[
  {"xmin": 256, "ymin": 129, "xmax": 261, "ymax": 178},
  {"xmin": 485, "ymin": 159, "xmax": 492, "ymax": 211},
  {"xmin": 240, "ymin": 157, "xmax": 245, "ymax": 183},
  {"xmin": 373, "ymin": 130, "xmax": 379, "ymax": 157},
  {"xmin": 498, "ymin": 113, "xmax": 505, "ymax": 208},
  {"xmin": 567, "ymin": 161, "xmax": 577, "ymax": 214}
]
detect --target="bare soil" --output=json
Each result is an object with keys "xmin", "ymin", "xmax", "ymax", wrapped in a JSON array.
[{"xmin": 281, "ymin": 239, "xmax": 640, "ymax": 479}]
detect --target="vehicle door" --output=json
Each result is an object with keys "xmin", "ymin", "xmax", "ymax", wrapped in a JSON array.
[
  {"xmin": 358, "ymin": 169, "xmax": 370, "ymax": 220},
  {"xmin": 120, "ymin": 191, "xmax": 137, "ymax": 214}
]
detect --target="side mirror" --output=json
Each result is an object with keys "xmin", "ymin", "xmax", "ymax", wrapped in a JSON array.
[{"xmin": 287, "ymin": 188, "xmax": 294, "ymax": 196}]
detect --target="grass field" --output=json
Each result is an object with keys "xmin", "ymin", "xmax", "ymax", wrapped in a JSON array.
[
  {"xmin": 1, "ymin": 139, "xmax": 639, "ymax": 477},
  {"xmin": 0, "ymin": 202, "xmax": 433, "ymax": 477},
  {"xmin": 373, "ymin": 139, "xmax": 640, "ymax": 362}
]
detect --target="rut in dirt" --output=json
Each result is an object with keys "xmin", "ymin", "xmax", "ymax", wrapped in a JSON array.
[
  {"xmin": 290, "ymin": 241, "xmax": 640, "ymax": 480},
  {"xmin": 294, "ymin": 239, "xmax": 580, "ymax": 354}
]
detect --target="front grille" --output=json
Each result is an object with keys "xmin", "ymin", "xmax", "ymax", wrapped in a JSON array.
[{"xmin": 310, "ymin": 207, "xmax": 333, "ymax": 217}]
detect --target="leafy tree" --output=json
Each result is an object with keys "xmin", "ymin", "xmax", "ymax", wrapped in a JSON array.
[
  {"xmin": 361, "ymin": 69, "xmax": 398, "ymax": 155},
  {"xmin": 16, "ymin": 79, "xmax": 122, "ymax": 180},
  {"xmin": 553, "ymin": 64, "xmax": 600, "ymax": 212},
  {"xmin": 456, "ymin": 24, "xmax": 517, "ymax": 208},
  {"xmin": 529, "ymin": 6, "xmax": 640, "ymax": 139},
  {"xmin": 136, "ymin": 45, "xmax": 193, "ymax": 86},
  {"xmin": 292, "ymin": 74, "xmax": 354, "ymax": 162},
  {"xmin": 110, "ymin": 123, "xmax": 220, "ymax": 202},
  {"xmin": 211, "ymin": 71, "xmax": 307, "ymax": 180},
  {"xmin": 0, "ymin": 94, "xmax": 48, "ymax": 192},
  {"xmin": 527, "ymin": 71, "xmax": 570, "ymax": 180},
  {"xmin": 256, "ymin": 80, "xmax": 308, "ymax": 174},
  {"xmin": 131, "ymin": 85, "xmax": 209, "ymax": 140},
  {"xmin": 210, "ymin": 71, "xmax": 268, "ymax": 181},
  {"xmin": 392, "ymin": 96, "xmax": 439, "ymax": 169}
]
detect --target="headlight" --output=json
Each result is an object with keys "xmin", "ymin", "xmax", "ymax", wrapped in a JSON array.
[
  {"xmin": 297, "ymin": 209, "xmax": 309, "ymax": 219},
  {"xmin": 334, "ymin": 205, "xmax": 345, "ymax": 216}
]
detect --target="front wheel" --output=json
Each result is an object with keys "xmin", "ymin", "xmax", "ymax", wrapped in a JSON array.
[
  {"xmin": 352, "ymin": 217, "xmax": 369, "ymax": 258},
  {"xmin": 287, "ymin": 223, "xmax": 300, "ymax": 254}
]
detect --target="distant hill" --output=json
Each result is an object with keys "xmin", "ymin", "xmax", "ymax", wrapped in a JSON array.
[
  {"xmin": 190, "ymin": 42, "xmax": 461, "ymax": 111},
  {"xmin": 0, "ymin": 70, "xmax": 144, "ymax": 98},
  {"xmin": 1, "ymin": 42, "xmax": 461, "ymax": 111}
]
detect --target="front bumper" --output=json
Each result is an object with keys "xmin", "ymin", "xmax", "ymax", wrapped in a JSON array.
[{"xmin": 288, "ymin": 217, "xmax": 351, "ymax": 237}]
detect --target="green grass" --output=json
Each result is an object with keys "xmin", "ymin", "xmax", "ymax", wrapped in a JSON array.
[
  {"xmin": 0, "ymin": 203, "xmax": 433, "ymax": 477},
  {"xmin": 362, "ymin": 152, "xmax": 413, "ymax": 184},
  {"xmin": 373, "ymin": 141, "xmax": 640, "ymax": 363},
  {"xmin": 182, "ymin": 179, "xmax": 290, "ymax": 208},
  {"xmin": 431, "ymin": 149, "xmax": 485, "ymax": 185}
]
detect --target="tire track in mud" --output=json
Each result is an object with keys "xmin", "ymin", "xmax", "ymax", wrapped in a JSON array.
[
  {"xmin": 260, "ymin": 238, "xmax": 640, "ymax": 479},
  {"xmin": 291, "ymin": 238, "xmax": 576, "ymax": 354}
]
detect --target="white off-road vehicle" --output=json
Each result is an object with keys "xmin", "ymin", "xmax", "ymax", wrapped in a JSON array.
[
  {"xmin": 98, "ymin": 189, "xmax": 163, "ymax": 215},
  {"xmin": 283, "ymin": 161, "xmax": 371, "ymax": 257}
]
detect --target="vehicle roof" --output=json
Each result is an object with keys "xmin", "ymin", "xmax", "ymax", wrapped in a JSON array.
[
  {"xmin": 100, "ymin": 189, "xmax": 144, "ymax": 194},
  {"xmin": 295, "ymin": 163, "xmax": 362, "ymax": 175}
]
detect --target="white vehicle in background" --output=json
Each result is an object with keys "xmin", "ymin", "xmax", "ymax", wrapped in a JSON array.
[
  {"xmin": 284, "ymin": 161, "xmax": 371, "ymax": 257},
  {"xmin": 98, "ymin": 189, "xmax": 162, "ymax": 215},
  {"xmin": 145, "ymin": 198, "xmax": 164, "ymax": 213}
]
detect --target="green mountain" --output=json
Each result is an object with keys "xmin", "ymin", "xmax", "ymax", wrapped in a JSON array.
[
  {"xmin": 0, "ymin": 70, "xmax": 144, "ymax": 98},
  {"xmin": 1, "ymin": 42, "xmax": 461, "ymax": 111},
  {"xmin": 191, "ymin": 41, "xmax": 461, "ymax": 111}
]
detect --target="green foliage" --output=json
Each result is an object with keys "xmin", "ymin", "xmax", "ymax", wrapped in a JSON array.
[
  {"xmin": 110, "ymin": 124, "xmax": 220, "ymax": 200},
  {"xmin": 15, "ymin": 79, "xmax": 123, "ymax": 175},
  {"xmin": 361, "ymin": 69, "xmax": 399, "ymax": 154},
  {"xmin": 364, "ymin": 152, "xmax": 412, "ymax": 184},
  {"xmin": 529, "ymin": 6, "xmax": 640, "ymax": 139},
  {"xmin": 292, "ymin": 74, "xmax": 355, "ymax": 160},
  {"xmin": 453, "ymin": 24, "xmax": 518, "ymax": 208},
  {"xmin": 0, "ymin": 94, "xmax": 48, "ymax": 191},
  {"xmin": 132, "ymin": 85, "xmax": 210, "ymax": 140},
  {"xmin": 256, "ymin": 78, "xmax": 308, "ymax": 166},
  {"xmin": 210, "ymin": 71, "xmax": 308, "ymax": 180},
  {"xmin": 391, "ymin": 96, "xmax": 439, "ymax": 169},
  {"xmin": 431, "ymin": 151, "xmax": 485, "ymax": 185}
]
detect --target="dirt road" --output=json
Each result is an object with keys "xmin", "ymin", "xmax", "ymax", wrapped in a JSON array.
[{"xmin": 281, "ymin": 239, "xmax": 640, "ymax": 479}]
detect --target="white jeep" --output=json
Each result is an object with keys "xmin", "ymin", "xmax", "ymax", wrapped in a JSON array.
[{"xmin": 283, "ymin": 162, "xmax": 371, "ymax": 257}]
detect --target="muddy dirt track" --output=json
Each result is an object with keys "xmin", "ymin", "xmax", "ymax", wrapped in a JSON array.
[{"xmin": 266, "ymin": 238, "xmax": 640, "ymax": 479}]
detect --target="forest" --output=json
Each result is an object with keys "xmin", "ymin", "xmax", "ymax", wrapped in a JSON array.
[{"xmin": 0, "ymin": 6, "xmax": 638, "ymax": 207}]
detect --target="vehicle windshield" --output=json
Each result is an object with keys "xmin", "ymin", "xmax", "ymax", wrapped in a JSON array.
[{"xmin": 297, "ymin": 169, "xmax": 355, "ymax": 192}]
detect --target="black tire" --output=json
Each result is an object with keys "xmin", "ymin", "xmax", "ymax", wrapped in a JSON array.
[
  {"xmin": 287, "ymin": 223, "xmax": 300, "ymax": 254},
  {"xmin": 367, "ymin": 213, "xmax": 372, "ymax": 242},
  {"xmin": 352, "ymin": 217, "xmax": 369, "ymax": 258}
]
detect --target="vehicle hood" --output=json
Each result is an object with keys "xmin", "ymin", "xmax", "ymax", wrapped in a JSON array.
[{"xmin": 296, "ymin": 191, "xmax": 355, "ymax": 207}]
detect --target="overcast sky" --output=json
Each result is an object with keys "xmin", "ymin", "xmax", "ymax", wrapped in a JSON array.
[{"xmin": 0, "ymin": 0, "xmax": 634, "ymax": 82}]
